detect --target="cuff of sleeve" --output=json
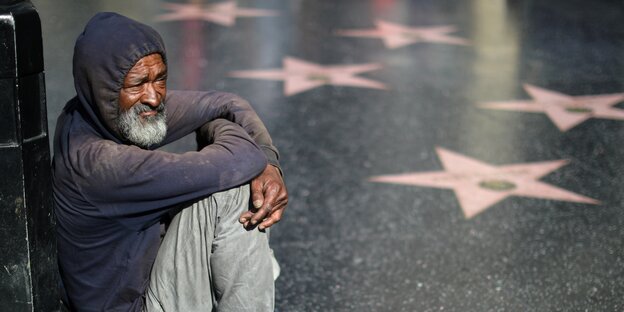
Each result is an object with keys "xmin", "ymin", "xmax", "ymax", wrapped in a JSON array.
[{"xmin": 260, "ymin": 145, "xmax": 283, "ymax": 176}]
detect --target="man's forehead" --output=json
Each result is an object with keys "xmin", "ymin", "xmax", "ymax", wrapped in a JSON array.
[
  {"xmin": 132, "ymin": 53, "xmax": 165, "ymax": 69},
  {"xmin": 125, "ymin": 54, "xmax": 167, "ymax": 81}
]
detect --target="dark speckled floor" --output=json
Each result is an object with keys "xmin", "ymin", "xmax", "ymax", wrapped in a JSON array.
[{"xmin": 35, "ymin": 0, "xmax": 624, "ymax": 311}]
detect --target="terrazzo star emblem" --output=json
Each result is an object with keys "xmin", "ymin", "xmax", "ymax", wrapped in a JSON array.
[
  {"xmin": 336, "ymin": 19, "xmax": 470, "ymax": 49},
  {"xmin": 155, "ymin": 1, "xmax": 278, "ymax": 27},
  {"xmin": 228, "ymin": 57, "xmax": 388, "ymax": 96},
  {"xmin": 370, "ymin": 148, "xmax": 599, "ymax": 219},
  {"xmin": 480, "ymin": 84, "xmax": 624, "ymax": 131}
]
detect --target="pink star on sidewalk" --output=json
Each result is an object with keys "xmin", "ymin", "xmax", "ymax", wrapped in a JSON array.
[
  {"xmin": 480, "ymin": 84, "xmax": 624, "ymax": 131},
  {"xmin": 155, "ymin": 1, "xmax": 278, "ymax": 27},
  {"xmin": 370, "ymin": 148, "xmax": 599, "ymax": 219},
  {"xmin": 336, "ymin": 19, "xmax": 470, "ymax": 49},
  {"xmin": 228, "ymin": 56, "xmax": 388, "ymax": 96}
]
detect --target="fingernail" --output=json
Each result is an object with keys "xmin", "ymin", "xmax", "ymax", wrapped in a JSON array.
[
  {"xmin": 251, "ymin": 219, "xmax": 257, "ymax": 225},
  {"xmin": 259, "ymin": 225, "xmax": 265, "ymax": 230},
  {"xmin": 253, "ymin": 200, "xmax": 262, "ymax": 208}
]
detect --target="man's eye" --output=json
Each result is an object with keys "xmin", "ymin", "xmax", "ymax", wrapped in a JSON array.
[{"xmin": 125, "ymin": 84, "xmax": 143, "ymax": 92}]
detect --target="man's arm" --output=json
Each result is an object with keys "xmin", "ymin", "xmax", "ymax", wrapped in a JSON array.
[
  {"xmin": 196, "ymin": 120, "xmax": 287, "ymax": 229},
  {"xmin": 163, "ymin": 90, "xmax": 288, "ymax": 229},
  {"xmin": 72, "ymin": 119, "xmax": 266, "ymax": 230},
  {"xmin": 162, "ymin": 90, "xmax": 280, "ymax": 168}
]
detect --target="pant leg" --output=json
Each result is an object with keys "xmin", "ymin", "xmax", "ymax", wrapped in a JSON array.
[
  {"xmin": 144, "ymin": 194, "xmax": 216, "ymax": 312},
  {"xmin": 144, "ymin": 185, "xmax": 274, "ymax": 312},
  {"xmin": 210, "ymin": 185, "xmax": 274, "ymax": 312}
]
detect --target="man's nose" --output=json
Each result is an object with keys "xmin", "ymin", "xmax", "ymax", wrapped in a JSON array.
[{"xmin": 140, "ymin": 83, "xmax": 160, "ymax": 108}]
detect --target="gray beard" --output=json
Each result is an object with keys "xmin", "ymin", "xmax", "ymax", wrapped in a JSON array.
[{"xmin": 116, "ymin": 102, "xmax": 167, "ymax": 148}]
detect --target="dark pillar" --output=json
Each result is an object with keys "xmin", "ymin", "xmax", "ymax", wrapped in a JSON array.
[{"xmin": 0, "ymin": 1, "xmax": 59, "ymax": 311}]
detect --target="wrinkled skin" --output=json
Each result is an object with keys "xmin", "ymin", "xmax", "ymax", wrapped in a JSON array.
[
  {"xmin": 241, "ymin": 164, "xmax": 288, "ymax": 230},
  {"xmin": 119, "ymin": 54, "xmax": 167, "ymax": 114},
  {"xmin": 121, "ymin": 53, "xmax": 288, "ymax": 229}
]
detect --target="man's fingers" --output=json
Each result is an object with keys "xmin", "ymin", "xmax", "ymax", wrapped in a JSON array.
[
  {"xmin": 243, "ymin": 199, "xmax": 286, "ymax": 229},
  {"xmin": 250, "ymin": 179, "xmax": 265, "ymax": 209},
  {"xmin": 250, "ymin": 204, "xmax": 272, "ymax": 226},
  {"xmin": 246, "ymin": 163, "xmax": 288, "ymax": 228},
  {"xmin": 258, "ymin": 207, "xmax": 284, "ymax": 230},
  {"xmin": 250, "ymin": 185, "xmax": 279, "ymax": 225},
  {"xmin": 239, "ymin": 211, "xmax": 254, "ymax": 223},
  {"xmin": 244, "ymin": 163, "xmax": 288, "ymax": 229}
]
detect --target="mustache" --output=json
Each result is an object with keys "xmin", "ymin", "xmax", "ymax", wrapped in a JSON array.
[{"xmin": 132, "ymin": 102, "xmax": 165, "ymax": 114}]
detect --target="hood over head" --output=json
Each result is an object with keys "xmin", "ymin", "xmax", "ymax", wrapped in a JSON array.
[{"xmin": 72, "ymin": 12, "xmax": 167, "ymax": 142}]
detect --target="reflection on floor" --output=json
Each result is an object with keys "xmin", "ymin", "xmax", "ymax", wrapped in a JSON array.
[
  {"xmin": 155, "ymin": 1, "xmax": 278, "ymax": 26},
  {"xmin": 229, "ymin": 57, "xmax": 387, "ymax": 96},
  {"xmin": 35, "ymin": 0, "xmax": 624, "ymax": 310},
  {"xmin": 336, "ymin": 20, "xmax": 470, "ymax": 49},
  {"xmin": 481, "ymin": 84, "xmax": 624, "ymax": 132},
  {"xmin": 370, "ymin": 147, "xmax": 599, "ymax": 219}
]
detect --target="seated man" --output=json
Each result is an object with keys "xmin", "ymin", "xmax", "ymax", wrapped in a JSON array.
[{"xmin": 52, "ymin": 12, "xmax": 287, "ymax": 312}]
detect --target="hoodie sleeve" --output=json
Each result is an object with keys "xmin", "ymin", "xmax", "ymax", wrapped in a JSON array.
[
  {"xmin": 71, "ymin": 119, "xmax": 267, "ymax": 229},
  {"xmin": 162, "ymin": 90, "xmax": 280, "ymax": 169}
]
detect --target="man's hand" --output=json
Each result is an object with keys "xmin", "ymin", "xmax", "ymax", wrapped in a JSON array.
[{"xmin": 240, "ymin": 164, "xmax": 288, "ymax": 230}]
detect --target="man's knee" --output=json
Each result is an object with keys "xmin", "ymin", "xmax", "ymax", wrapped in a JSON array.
[{"xmin": 208, "ymin": 184, "xmax": 251, "ymax": 218}]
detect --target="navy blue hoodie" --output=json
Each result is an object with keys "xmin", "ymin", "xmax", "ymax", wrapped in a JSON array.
[{"xmin": 53, "ymin": 13, "xmax": 279, "ymax": 311}]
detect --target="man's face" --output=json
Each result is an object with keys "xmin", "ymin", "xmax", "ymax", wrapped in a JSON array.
[{"xmin": 116, "ymin": 53, "xmax": 168, "ymax": 148}]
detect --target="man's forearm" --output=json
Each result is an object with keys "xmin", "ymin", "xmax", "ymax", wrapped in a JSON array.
[{"xmin": 193, "ymin": 92, "xmax": 281, "ymax": 169}]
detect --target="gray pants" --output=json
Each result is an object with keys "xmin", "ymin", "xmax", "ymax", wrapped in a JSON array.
[{"xmin": 144, "ymin": 185, "xmax": 275, "ymax": 312}]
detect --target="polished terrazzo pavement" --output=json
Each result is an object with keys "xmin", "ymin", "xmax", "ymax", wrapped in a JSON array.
[{"xmin": 34, "ymin": 0, "xmax": 624, "ymax": 311}]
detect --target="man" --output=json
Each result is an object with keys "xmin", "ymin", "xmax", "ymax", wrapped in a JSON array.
[{"xmin": 52, "ymin": 12, "xmax": 287, "ymax": 311}]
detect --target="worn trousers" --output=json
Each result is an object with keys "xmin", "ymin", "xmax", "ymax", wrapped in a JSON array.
[{"xmin": 144, "ymin": 185, "xmax": 275, "ymax": 312}]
